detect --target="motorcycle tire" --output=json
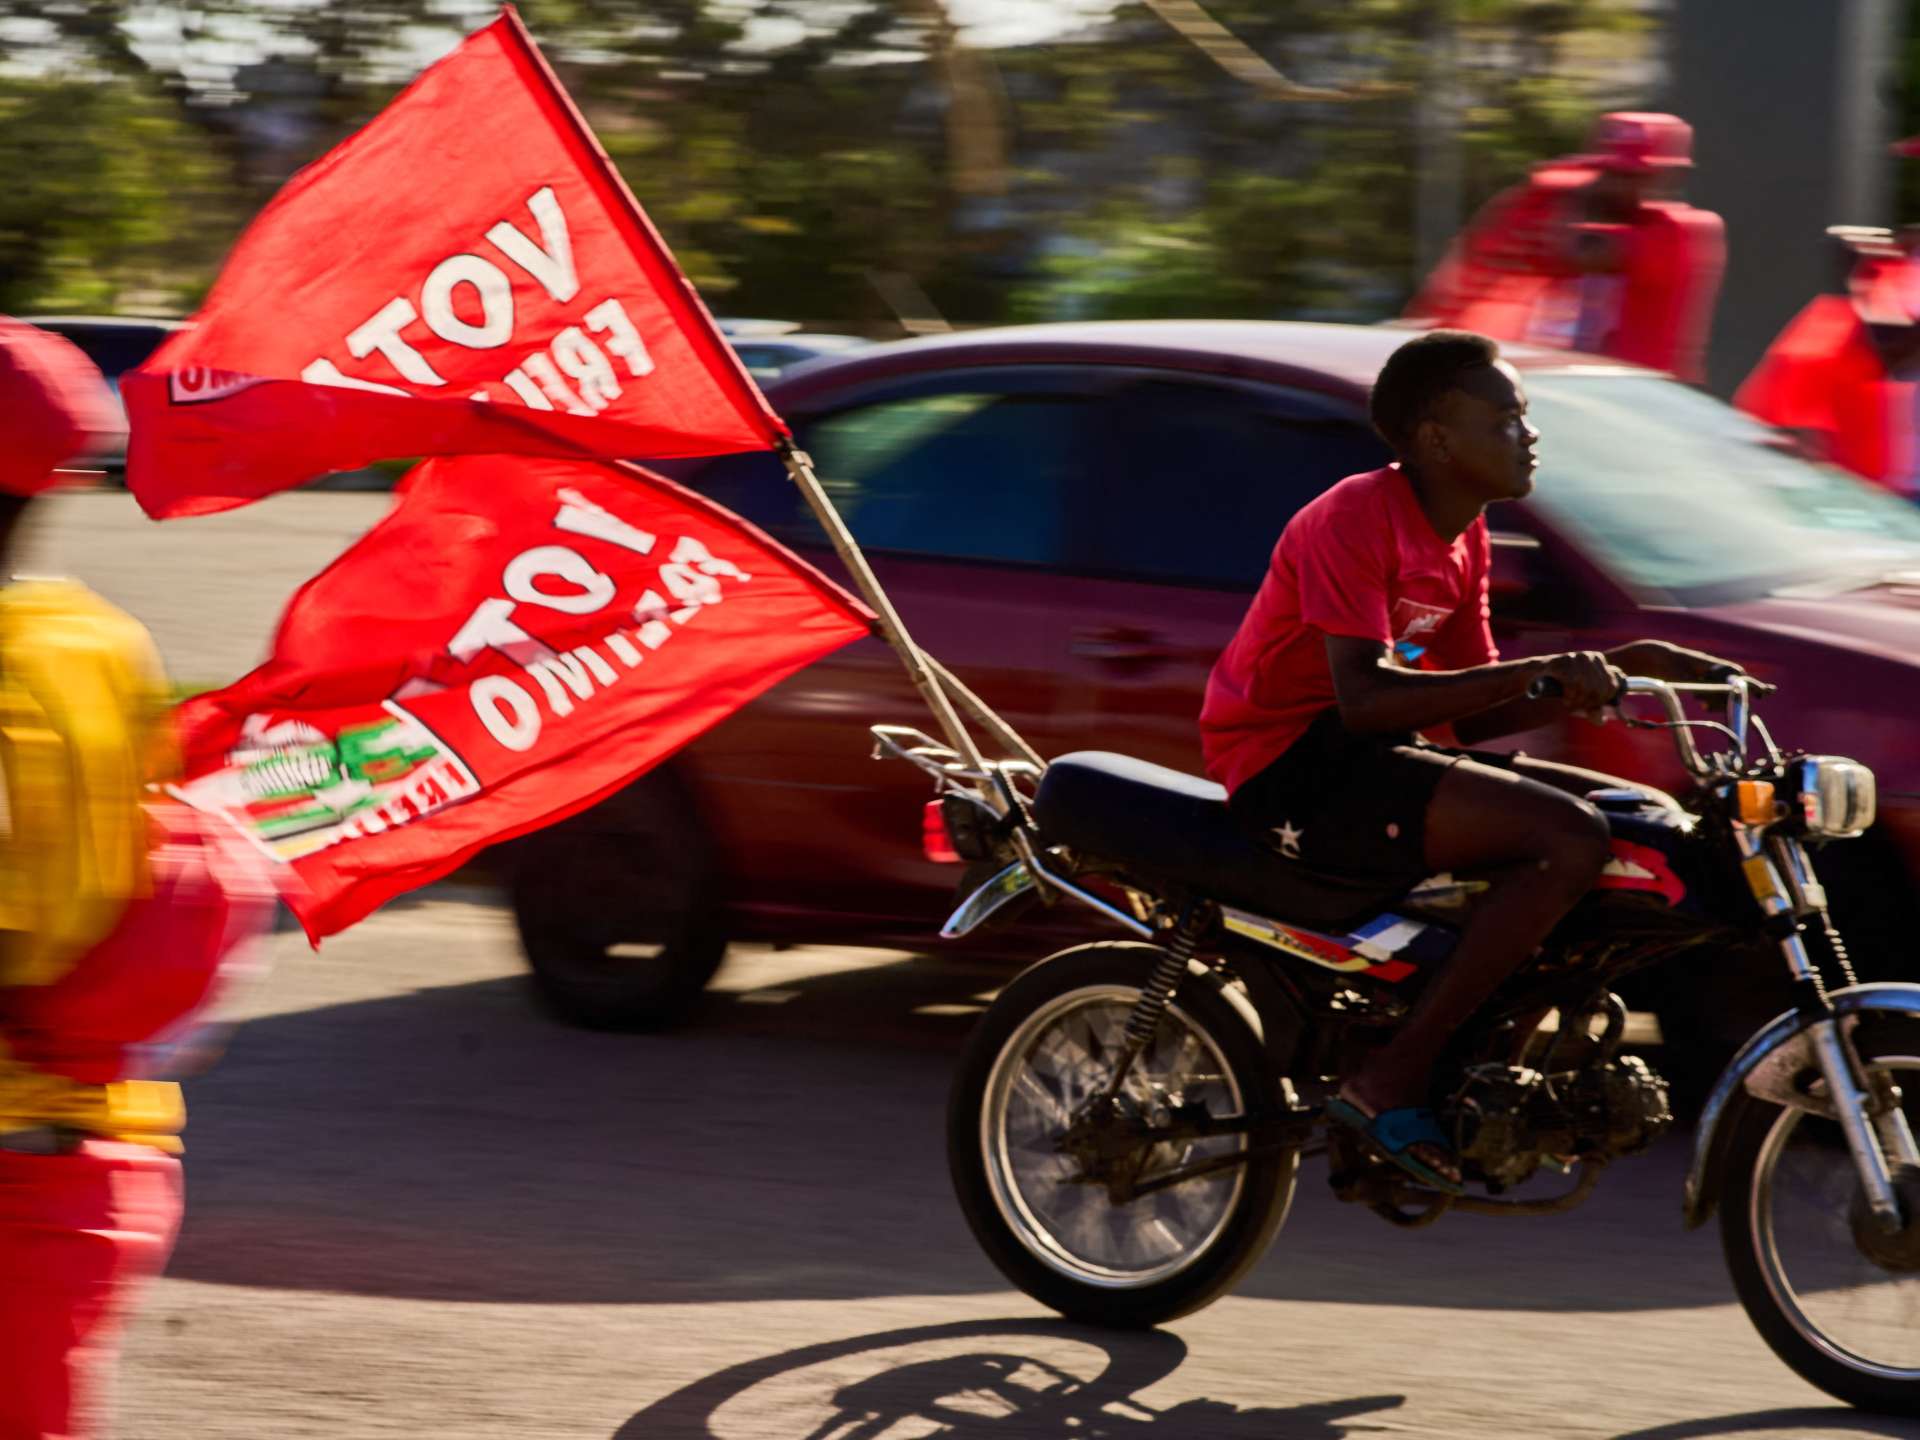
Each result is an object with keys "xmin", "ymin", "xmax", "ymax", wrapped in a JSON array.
[
  {"xmin": 949, "ymin": 942, "xmax": 1296, "ymax": 1328},
  {"xmin": 1720, "ymin": 1013, "xmax": 1920, "ymax": 1413}
]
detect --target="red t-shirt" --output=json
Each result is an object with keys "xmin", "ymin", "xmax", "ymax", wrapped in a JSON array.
[{"xmin": 1200, "ymin": 464, "xmax": 1497, "ymax": 794}]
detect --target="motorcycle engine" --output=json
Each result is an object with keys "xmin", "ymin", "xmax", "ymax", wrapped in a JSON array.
[{"xmin": 1450, "ymin": 1056, "xmax": 1674, "ymax": 1188}]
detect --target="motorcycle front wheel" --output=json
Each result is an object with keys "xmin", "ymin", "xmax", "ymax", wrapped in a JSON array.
[
  {"xmin": 948, "ymin": 942, "xmax": 1297, "ymax": 1328},
  {"xmin": 1722, "ymin": 1014, "xmax": 1920, "ymax": 1413}
]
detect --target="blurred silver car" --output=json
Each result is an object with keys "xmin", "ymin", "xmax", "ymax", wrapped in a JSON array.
[{"xmin": 716, "ymin": 319, "xmax": 870, "ymax": 381}]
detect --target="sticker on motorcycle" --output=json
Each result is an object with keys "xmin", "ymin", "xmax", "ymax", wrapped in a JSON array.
[
  {"xmin": 1223, "ymin": 913, "xmax": 1431, "ymax": 983},
  {"xmin": 1595, "ymin": 839, "xmax": 1687, "ymax": 905}
]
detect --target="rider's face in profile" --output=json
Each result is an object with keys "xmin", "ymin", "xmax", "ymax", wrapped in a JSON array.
[{"xmin": 1426, "ymin": 360, "xmax": 1539, "ymax": 503}]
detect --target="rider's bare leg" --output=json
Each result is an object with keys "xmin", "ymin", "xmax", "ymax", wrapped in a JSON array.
[
  {"xmin": 1340, "ymin": 758, "xmax": 1611, "ymax": 1175},
  {"xmin": 1505, "ymin": 753, "xmax": 1679, "ymax": 810}
]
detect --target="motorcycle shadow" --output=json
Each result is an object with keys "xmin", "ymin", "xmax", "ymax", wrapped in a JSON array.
[
  {"xmin": 1613, "ymin": 1407, "xmax": 1920, "ymax": 1439},
  {"xmin": 610, "ymin": 1318, "xmax": 1405, "ymax": 1439}
]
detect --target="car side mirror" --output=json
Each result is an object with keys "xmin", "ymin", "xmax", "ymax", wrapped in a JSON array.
[{"xmin": 1490, "ymin": 532, "xmax": 1584, "ymax": 628}]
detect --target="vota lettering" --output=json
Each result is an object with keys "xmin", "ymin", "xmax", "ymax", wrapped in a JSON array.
[
  {"xmin": 448, "ymin": 498, "xmax": 756, "ymax": 753},
  {"xmin": 297, "ymin": 188, "xmax": 656, "ymax": 405}
]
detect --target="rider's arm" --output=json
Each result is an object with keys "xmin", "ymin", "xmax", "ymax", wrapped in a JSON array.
[
  {"xmin": 1325, "ymin": 635, "xmax": 1615, "ymax": 738},
  {"xmin": 1449, "ymin": 639, "xmax": 1757, "ymax": 744}
]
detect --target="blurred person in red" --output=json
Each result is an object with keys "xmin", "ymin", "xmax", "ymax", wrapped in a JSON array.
[
  {"xmin": 1736, "ymin": 143, "xmax": 1920, "ymax": 495},
  {"xmin": 0, "ymin": 316, "xmax": 274, "ymax": 1440},
  {"xmin": 1406, "ymin": 111, "xmax": 1726, "ymax": 383}
]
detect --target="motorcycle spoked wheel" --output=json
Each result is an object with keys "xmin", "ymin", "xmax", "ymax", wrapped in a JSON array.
[
  {"xmin": 1721, "ymin": 1014, "xmax": 1920, "ymax": 1413},
  {"xmin": 948, "ymin": 942, "xmax": 1296, "ymax": 1327}
]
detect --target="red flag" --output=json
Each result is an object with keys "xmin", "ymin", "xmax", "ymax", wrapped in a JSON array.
[
  {"xmin": 125, "ymin": 8, "xmax": 783, "ymax": 519},
  {"xmin": 169, "ymin": 455, "xmax": 873, "ymax": 940},
  {"xmin": 1736, "ymin": 295, "xmax": 1913, "ymax": 492}
]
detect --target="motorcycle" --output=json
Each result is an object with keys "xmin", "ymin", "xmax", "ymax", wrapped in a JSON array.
[{"xmin": 874, "ymin": 673, "xmax": 1920, "ymax": 1413}]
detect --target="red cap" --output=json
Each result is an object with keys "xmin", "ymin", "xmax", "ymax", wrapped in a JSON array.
[
  {"xmin": 0, "ymin": 317, "xmax": 122, "ymax": 496},
  {"xmin": 1893, "ymin": 136, "xmax": 1920, "ymax": 158},
  {"xmin": 1581, "ymin": 111, "xmax": 1694, "ymax": 174}
]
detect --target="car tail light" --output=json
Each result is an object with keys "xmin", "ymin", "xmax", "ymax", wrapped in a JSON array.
[{"xmin": 923, "ymin": 800, "xmax": 962, "ymax": 863}]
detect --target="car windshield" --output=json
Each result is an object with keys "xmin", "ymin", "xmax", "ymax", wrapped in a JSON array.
[{"xmin": 1523, "ymin": 372, "xmax": 1920, "ymax": 604}]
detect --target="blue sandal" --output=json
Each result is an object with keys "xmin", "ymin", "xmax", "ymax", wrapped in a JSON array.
[{"xmin": 1325, "ymin": 1095, "xmax": 1465, "ymax": 1196}]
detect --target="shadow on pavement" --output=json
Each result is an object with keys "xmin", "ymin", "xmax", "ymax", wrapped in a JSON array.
[
  {"xmin": 610, "ymin": 1319, "xmax": 1405, "ymax": 1439},
  {"xmin": 167, "ymin": 947, "xmax": 1744, "ymax": 1315},
  {"xmin": 1613, "ymin": 1408, "xmax": 1920, "ymax": 1438}
]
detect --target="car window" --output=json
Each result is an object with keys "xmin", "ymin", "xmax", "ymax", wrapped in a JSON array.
[
  {"xmin": 801, "ymin": 391, "xmax": 1086, "ymax": 565},
  {"xmin": 1077, "ymin": 379, "xmax": 1388, "ymax": 588},
  {"xmin": 36, "ymin": 325, "xmax": 172, "ymax": 390},
  {"xmin": 662, "ymin": 389, "xmax": 1088, "ymax": 567},
  {"xmin": 1526, "ymin": 373, "xmax": 1920, "ymax": 603},
  {"xmin": 655, "ymin": 449, "xmax": 798, "ymax": 539}
]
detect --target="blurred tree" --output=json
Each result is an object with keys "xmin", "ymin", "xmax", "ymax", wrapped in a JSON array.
[
  {"xmin": 1899, "ymin": 0, "xmax": 1920, "ymax": 226},
  {"xmin": 0, "ymin": 74, "xmax": 242, "ymax": 313},
  {"xmin": 0, "ymin": 0, "xmax": 1656, "ymax": 330},
  {"xmin": 1008, "ymin": 0, "xmax": 1651, "ymax": 323}
]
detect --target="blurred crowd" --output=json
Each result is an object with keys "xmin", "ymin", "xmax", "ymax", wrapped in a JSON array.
[{"xmin": 1405, "ymin": 107, "xmax": 1920, "ymax": 504}]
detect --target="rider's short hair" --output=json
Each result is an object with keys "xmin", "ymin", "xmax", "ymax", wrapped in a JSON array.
[{"xmin": 1369, "ymin": 330, "xmax": 1501, "ymax": 456}]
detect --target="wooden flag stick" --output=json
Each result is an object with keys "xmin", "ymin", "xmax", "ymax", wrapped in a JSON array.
[{"xmin": 776, "ymin": 440, "xmax": 1000, "ymax": 782}]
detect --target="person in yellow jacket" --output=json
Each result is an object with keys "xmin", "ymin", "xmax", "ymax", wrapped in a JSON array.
[{"xmin": 0, "ymin": 317, "xmax": 274, "ymax": 1440}]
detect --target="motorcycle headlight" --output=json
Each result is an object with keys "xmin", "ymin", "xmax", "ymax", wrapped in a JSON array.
[{"xmin": 1795, "ymin": 756, "xmax": 1876, "ymax": 839}]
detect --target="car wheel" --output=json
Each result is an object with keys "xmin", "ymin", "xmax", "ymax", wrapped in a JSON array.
[{"xmin": 506, "ymin": 772, "xmax": 727, "ymax": 1031}]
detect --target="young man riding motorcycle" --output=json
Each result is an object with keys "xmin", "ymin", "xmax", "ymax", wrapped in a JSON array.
[{"xmin": 1200, "ymin": 328, "xmax": 1750, "ymax": 1193}]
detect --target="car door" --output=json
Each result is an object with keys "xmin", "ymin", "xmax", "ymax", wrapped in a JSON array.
[
  {"xmin": 1059, "ymin": 374, "xmax": 1392, "ymax": 775},
  {"xmin": 677, "ymin": 368, "xmax": 1108, "ymax": 928}
]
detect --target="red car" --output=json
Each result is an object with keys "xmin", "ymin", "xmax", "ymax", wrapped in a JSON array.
[{"xmin": 503, "ymin": 320, "xmax": 1920, "ymax": 1040}]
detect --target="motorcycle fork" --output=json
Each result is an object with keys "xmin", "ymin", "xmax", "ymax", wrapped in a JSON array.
[{"xmin": 1753, "ymin": 833, "xmax": 1916, "ymax": 1229}]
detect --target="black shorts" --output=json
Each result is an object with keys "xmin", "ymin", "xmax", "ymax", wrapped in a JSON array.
[{"xmin": 1227, "ymin": 708, "xmax": 1488, "ymax": 884}]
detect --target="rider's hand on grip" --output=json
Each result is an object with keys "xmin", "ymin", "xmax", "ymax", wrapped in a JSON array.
[{"xmin": 1528, "ymin": 652, "xmax": 1625, "ymax": 714}]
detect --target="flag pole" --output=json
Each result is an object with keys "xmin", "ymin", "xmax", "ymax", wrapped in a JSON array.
[
  {"xmin": 499, "ymin": 6, "xmax": 1024, "ymax": 787},
  {"xmin": 921, "ymin": 653, "xmax": 1044, "ymax": 771},
  {"xmin": 776, "ymin": 440, "xmax": 997, "ymax": 778}
]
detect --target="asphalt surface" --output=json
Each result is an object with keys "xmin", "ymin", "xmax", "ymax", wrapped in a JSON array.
[
  {"xmin": 25, "ymin": 489, "xmax": 1920, "ymax": 1439},
  {"xmin": 99, "ymin": 901, "xmax": 1920, "ymax": 1439}
]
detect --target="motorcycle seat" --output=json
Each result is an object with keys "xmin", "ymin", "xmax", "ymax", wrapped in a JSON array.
[{"xmin": 1033, "ymin": 751, "xmax": 1410, "ymax": 933}]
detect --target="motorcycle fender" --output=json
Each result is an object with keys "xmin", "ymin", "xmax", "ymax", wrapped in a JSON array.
[
  {"xmin": 1230, "ymin": 959, "xmax": 1308, "ymax": 1078},
  {"xmin": 1185, "ymin": 960, "xmax": 1304, "ymax": 1113},
  {"xmin": 941, "ymin": 861, "xmax": 1039, "ymax": 939},
  {"xmin": 1683, "ymin": 981, "xmax": 1920, "ymax": 1229}
]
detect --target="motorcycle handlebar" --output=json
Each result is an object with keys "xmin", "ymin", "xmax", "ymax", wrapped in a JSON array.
[
  {"xmin": 1523, "ymin": 669, "xmax": 1758, "ymax": 777},
  {"xmin": 1524, "ymin": 665, "xmax": 1744, "ymax": 705}
]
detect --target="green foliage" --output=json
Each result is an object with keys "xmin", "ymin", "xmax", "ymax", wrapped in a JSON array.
[
  {"xmin": 0, "ymin": 0, "xmax": 1656, "ymax": 330},
  {"xmin": 0, "ymin": 74, "xmax": 242, "ymax": 313},
  {"xmin": 1900, "ymin": 0, "xmax": 1920, "ymax": 227}
]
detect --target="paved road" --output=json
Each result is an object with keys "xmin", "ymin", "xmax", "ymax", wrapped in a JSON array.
[
  {"xmin": 81, "ymin": 898, "xmax": 1920, "ymax": 1440},
  {"xmin": 19, "ymin": 486, "xmax": 396, "ymax": 685},
  {"xmin": 27, "ymin": 490, "xmax": 1920, "ymax": 1438}
]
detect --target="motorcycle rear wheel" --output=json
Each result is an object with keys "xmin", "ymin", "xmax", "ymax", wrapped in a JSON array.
[
  {"xmin": 948, "ymin": 942, "xmax": 1296, "ymax": 1327},
  {"xmin": 1722, "ymin": 1014, "xmax": 1920, "ymax": 1413}
]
